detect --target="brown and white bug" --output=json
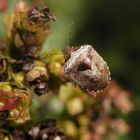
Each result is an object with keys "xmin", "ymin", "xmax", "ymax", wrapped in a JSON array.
[{"xmin": 64, "ymin": 45, "xmax": 111, "ymax": 97}]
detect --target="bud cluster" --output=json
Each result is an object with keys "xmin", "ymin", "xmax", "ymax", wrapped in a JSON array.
[
  {"xmin": 57, "ymin": 81, "xmax": 133, "ymax": 140},
  {"xmin": 0, "ymin": 118, "xmax": 66, "ymax": 140},
  {"xmin": 0, "ymin": 3, "xmax": 56, "ymax": 122}
]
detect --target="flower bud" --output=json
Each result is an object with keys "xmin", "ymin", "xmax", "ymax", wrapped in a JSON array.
[
  {"xmin": 0, "ymin": 55, "xmax": 9, "ymax": 81},
  {"xmin": 0, "ymin": 82, "xmax": 31, "ymax": 122},
  {"xmin": 25, "ymin": 61, "xmax": 49, "ymax": 96}
]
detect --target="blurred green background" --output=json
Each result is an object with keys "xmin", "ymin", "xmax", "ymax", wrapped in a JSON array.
[{"xmin": 0, "ymin": 0, "xmax": 140, "ymax": 139}]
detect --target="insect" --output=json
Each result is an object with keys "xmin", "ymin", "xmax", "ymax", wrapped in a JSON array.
[{"xmin": 64, "ymin": 45, "xmax": 111, "ymax": 97}]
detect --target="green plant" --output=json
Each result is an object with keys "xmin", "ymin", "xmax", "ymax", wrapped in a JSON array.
[{"xmin": 0, "ymin": 1, "xmax": 133, "ymax": 140}]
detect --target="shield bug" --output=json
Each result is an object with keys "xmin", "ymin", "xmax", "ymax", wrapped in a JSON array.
[{"xmin": 64, "ymin": 45, "xmax": 111, "ymax": 96}]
